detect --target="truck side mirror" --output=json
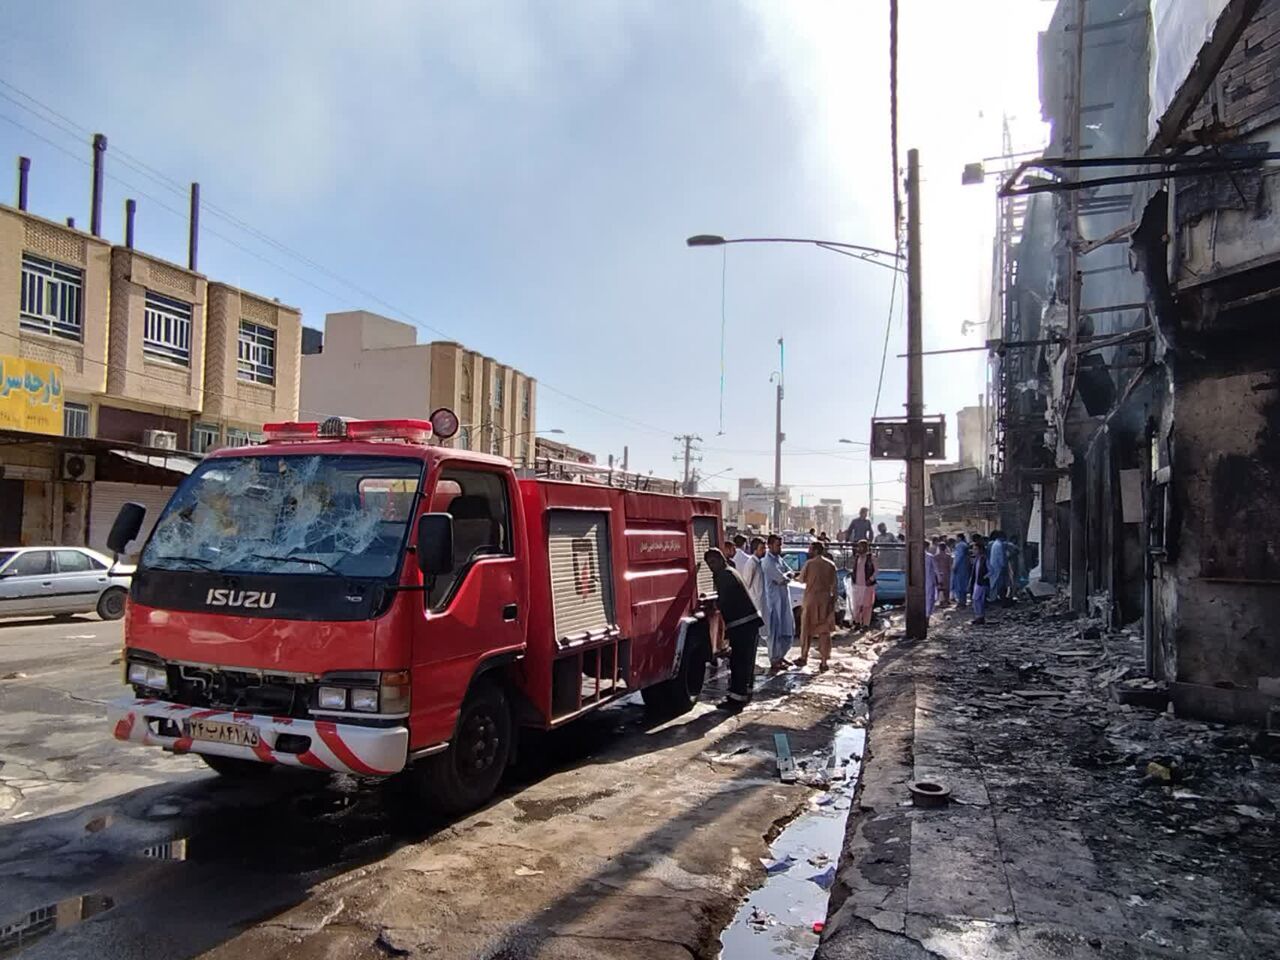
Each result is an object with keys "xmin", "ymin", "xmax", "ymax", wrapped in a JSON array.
[
  {"xmin": 107, "ymin": 502, "xmax": 147, "ymax": 555},
  {"xmin": 416, "ymin": 513, "xmax": 455, "ymax": 576}
]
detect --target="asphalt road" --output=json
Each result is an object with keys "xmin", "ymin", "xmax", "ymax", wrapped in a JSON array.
[{"xmin": 0, "ymin": 614, "xmax": 883, "ymax": 960}]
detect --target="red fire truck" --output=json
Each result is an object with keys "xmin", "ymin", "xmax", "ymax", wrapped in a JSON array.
[{"xmin": 106, "ymin": 414, "xmax": 722, "ymax": 812}]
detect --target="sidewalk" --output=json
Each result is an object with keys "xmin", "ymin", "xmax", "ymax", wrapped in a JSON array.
[{"xmin": 817, "ymin": 599, "xmax": 1280, "ymax": 959}]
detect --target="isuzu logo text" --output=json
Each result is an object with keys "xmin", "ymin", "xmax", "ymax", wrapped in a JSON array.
[{"xmin": 205, "ymin": 589, "xmax": 277, "ymax": 609}]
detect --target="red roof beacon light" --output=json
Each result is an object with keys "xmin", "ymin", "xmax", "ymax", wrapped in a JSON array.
[
  {"xmin": 262, "ymin": 421, "xmax": 319, "ymax": 442},
  {"xmin": 345, "ymin": 419, "xmax": 434, "ymax": 444},
  {"xmin": 429, "ymin": 407, "xmax": 460, "ymax": 441}
]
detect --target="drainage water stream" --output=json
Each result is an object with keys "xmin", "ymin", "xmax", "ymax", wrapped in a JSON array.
[{"xmin": 719, "ymin": 724, "xmax": 865, "ymax": 959}]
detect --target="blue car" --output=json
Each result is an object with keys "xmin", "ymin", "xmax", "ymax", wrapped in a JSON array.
[{"xmin": 870, "ymin": 543, "xmax": 906, "ymax": 604}]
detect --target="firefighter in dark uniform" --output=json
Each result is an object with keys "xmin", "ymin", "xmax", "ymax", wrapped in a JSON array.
[{"xmin": 704, "ymin": 548, "xmax": 763, "ymax": 712}]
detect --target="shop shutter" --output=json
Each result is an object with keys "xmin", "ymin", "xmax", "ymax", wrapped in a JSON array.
[
  {"xmin": 548, "ymin": 510, "xmax": 614, "ymax": 642},
  {"xmin": 88, "ymin": 482, "xmax": 176, "ymax": 560},
  {"xmin": 692, "ymin": 516, "xmax": 717, "ymax": 598}
]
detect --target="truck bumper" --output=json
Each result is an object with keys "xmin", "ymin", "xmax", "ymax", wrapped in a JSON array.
[{"xmin": 108, "ymin": 696, "xmax": 409, "ymax": 777}]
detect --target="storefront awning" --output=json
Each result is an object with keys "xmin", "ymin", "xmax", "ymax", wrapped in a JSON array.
[{"xmin": 108, "ymin": 450, "xmax": 199, "ymax": 476}]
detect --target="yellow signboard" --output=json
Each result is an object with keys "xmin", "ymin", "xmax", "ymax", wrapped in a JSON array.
[{"xmin": 0, "ymin": 355, "xmax": 64, "ymax": 436}]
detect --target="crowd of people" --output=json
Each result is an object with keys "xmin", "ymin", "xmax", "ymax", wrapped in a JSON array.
[
  {"xmin": 707, "ymin": 534, "xmax": 850, "ymax": 711},
  {"xmin": 923, "ymin": 529, "xmax": 1020, "ymax": 624},
  {"xmin": 704, "ymin": 513, "xmax": 1023, "ymax": 712}
]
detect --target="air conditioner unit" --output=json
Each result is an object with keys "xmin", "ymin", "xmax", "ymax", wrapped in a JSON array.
[
  {"xmin": 60, "ymin": 452, "xmax": 96, "ymax": 482},
  {"xmin": 143, "ymin": 430, "xmax": 179, "ymax": 450}
]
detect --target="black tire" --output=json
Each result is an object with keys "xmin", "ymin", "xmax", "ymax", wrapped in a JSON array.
[
  {"xmin": 642, "ymin": 629, "xmax": 710, "ymax": 716},
  {"xmin": 417, "ymin": 681, "xmax": 512, "ymax": 815},
  {"xmin": 200, "ymin": 753, "xmax": 273, "ymax": 778},
  {"xmin": 97, "ymin": 587, "xmax": 127, "ymax": 621}
]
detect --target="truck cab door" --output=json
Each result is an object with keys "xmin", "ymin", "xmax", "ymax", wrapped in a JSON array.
[{"xmin": 411, "ymin": 464, "xmax": 527, "ymax": 746}]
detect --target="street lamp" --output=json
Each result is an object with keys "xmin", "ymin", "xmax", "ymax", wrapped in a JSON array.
[
  {"xmin": 686, "ymin": 234, "xmax": 905, "ymax": 273},
  {"xmin": 687, "ymin": 222, "xmax": 927, "ymax": 634}
]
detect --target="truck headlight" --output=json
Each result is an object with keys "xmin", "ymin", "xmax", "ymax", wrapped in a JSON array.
[
  {"xmin": 127, "ymin": 662, "xmax": 167, "ymax": 690},
  {"xmin": 317, "ymin": 686, "xmax": 348, "ymax": 710},
  {"xmin": 349, "ymin": 688, "xmax": 379, "ymax": 712}
]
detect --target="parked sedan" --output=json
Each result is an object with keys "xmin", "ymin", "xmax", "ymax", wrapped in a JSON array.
[{"xmin": 0, "ymin": 547, "xmax": 133, "ymax": 620}]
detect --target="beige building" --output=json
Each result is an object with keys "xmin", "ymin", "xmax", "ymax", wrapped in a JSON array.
[
  {"xmin": 0, "ymin": 201, "xmax": 301, "ymax": 550},
  {"xmin": 301, "ymin": 310, "xmax": 537, "ymax": 462}
]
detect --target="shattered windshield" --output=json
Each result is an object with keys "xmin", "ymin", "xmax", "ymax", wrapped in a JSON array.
[{"xmin": 141, "ymin": 455, "xmax": 423, "ymax": 578}]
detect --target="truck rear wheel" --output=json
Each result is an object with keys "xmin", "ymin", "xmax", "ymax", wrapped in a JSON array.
[
  {"xmin": 642, "ymin": 630, "xmax": 710, "ymax": 716},
  {"xmin": 418, "ymin": 681, "xmax": 512, "ymax": 815}
]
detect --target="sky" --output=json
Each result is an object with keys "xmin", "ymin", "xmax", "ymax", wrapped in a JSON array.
[{"xmin": 0, "ymin": 1, "xmax": 1051, "ymax": 524}]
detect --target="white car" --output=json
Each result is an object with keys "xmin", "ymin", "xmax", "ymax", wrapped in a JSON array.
[
  {"xmin": 781, "ymin": 545, "xmax": 851, "ymax": 626},
  {"xmin": 0, "ymin": 547, "xmax": 133, "ymax": 620}
]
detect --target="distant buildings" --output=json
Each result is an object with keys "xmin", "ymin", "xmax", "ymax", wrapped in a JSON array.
[{"xmin": 300, "ymin": 311, "xmax": 537, "ymax": 462}]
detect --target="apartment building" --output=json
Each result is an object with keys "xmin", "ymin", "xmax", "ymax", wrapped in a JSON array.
[
  {"xmin": 0, "ymin": 200, "xmax": 301, "ymax": 551},
  {"xmin": 300, "ymin": 310, "xmax": 537, "ymax": 461}
]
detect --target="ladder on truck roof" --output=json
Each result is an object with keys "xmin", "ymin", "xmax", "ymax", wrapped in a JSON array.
[{"xmin": 521, "ymin": 457, "xmax": 681, "ymax": 495}]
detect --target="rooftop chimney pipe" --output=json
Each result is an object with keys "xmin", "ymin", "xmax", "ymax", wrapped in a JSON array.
[
  {"xmin": 90, "ymin": 133, "xmax": 106, "ymax": 237},
  {"xmin": 188, "ymin": 182, "xmax": 200, "ymax": 271},
  {"xmin": 125, "ymin": 199, "xmax": 136, "ymax": 249},
  {"xmin": 65, "ymin": 217, "xmax": 75, "ymax": 228},
  {"xmin": 17, "ymin": 156, "xmax": 30, "ymax": 211}
]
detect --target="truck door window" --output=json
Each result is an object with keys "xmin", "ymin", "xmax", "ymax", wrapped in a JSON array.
[{"xmin": 428, "ymin": 467, "xmax": 512, "ymax": 609}]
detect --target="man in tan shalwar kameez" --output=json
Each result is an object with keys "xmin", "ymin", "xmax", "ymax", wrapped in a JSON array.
[{"xmin": 796, "ymin": 540, "xmax": 838, "ymax": 672}]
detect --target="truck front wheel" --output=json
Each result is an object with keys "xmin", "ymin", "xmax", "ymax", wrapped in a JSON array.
[{"xmin": 419, "ymin": 681, "xmax": 512, "ymax": 815}]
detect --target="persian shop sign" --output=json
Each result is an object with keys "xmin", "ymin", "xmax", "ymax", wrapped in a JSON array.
[{"xmin": 0, "ymin": 355, "xmax": 64, "ymax": 436}]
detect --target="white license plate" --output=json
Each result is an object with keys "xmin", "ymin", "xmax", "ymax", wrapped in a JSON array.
[{"xmin": 184, "ymin": 718, "xmax": 260, "ymax": 747}]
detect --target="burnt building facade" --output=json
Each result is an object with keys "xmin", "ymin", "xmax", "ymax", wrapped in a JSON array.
[{"xmin": 998, "ymin": 0, "xmax": 1280, "ymax": 722}]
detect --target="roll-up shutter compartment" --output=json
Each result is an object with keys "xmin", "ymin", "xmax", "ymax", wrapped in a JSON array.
[
  {"xmin": 692, "ymin": 516, "xmax": 717, "ymax": 599},
  {"xmin": 548, "ymin": 510, "xmax": 615, "ymax": 644},
  {"xmin": 89, "ymin": 482, "xmax": 176, "ymax": 560}
]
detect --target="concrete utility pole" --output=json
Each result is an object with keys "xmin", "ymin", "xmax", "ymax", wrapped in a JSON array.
[
  {"xmin": 905, "ymin": 149, "xmax": 927, "ymax": 639},
  {"xmin": 675, "ymin": 434, "xmax": 703, "ymax": 494},
  {"xmin": 773, "ymin": 338, "xmax": 785, "ymax": 532}
]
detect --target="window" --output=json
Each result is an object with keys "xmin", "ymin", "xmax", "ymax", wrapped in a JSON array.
[
  {"xmin": 491, "ymin": 429, "xmax": 502, "ymax": 456},
  {"xmin": 9, "ymin": 551, "xmax": 52, "ymax": 577},
  {"xmin": 63, "ymin": 402, "xmax": 89, "ymax": 438},
  {"xmin": 0, "ymin": 550, "xmax": 16, "ymax": 571},
  {"xmin": 225, "ymin": 427, "xmax": 257, "ymax": 448},
  {"xmin": 192, "ymin": 423, "xmax": 221, "ymax": 454},
  {"xmin": 522, "ymin": 383, "xmax": 531, "ymax": 420},
  {"xmin": 237, "ymin": 320, "xmax": 276, "ymax": 385},
  {"xmin": 55, "ymin": 550, "xmax": 93, "ymax": 573},
  {"xmin": 461, "ymin": 365, "xmax": 473, "ymax": 403},
  {"xmin": 458, "ymin": 426, "xmax": 471, "ymax": 450},
  {"xmin": 142, "ymin": 455, "xmax": 423, "ymax": 579},
  {"xmin": 493, "ymin": 373, "xmax": 504, "ymax": 409},
  {"xmin": 143, "ymin": 291, "xmax": 192, "ymax": 365},
  {"xmin": 20, "ymin": 253, "xmax": 83, "ymax": 341},
  {"xmin": 427, "ymin": 467, "xmax": 512, "ymax": 609}
]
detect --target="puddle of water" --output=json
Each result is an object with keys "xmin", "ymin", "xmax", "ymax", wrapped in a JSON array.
[
  {"xmin": 0, "ymin": 894, "xmax": 114, "ymax": 958},
  {"xmin": 719, "ymin": 725, "xmax": 866, "ymax": 959},
  {"xmin": 513, "ymin": 788, "xmax": 615, "ymax": 824}
]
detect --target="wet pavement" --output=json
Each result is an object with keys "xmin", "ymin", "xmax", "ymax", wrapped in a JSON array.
[
  {"xmin": 1, "ymin": 614, "xmax": 894, "ymax": 960},
  {"xmin": 720, "ymin": 725, "xmax": 866, "ymax": 959}
]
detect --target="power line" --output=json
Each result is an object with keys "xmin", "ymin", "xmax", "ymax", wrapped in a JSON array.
[{"xmin": 0, "ymin": 79, "xmax": 677, "ymax": 440}]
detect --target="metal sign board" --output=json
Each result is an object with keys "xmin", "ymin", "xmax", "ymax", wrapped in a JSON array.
[{"xmin": 870, "ymin": 416, "xmax": 946, "ymax": 460}]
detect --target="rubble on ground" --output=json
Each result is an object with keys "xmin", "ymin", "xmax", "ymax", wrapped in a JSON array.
[{"xmin": 819, "ymin": 597, "xmax": 1280, "ymax": 959}]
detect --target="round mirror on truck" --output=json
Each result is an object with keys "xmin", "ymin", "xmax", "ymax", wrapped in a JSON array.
[{"xmin": 429, "ymin": 407, "xmax": 459, "ymax": 441}]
